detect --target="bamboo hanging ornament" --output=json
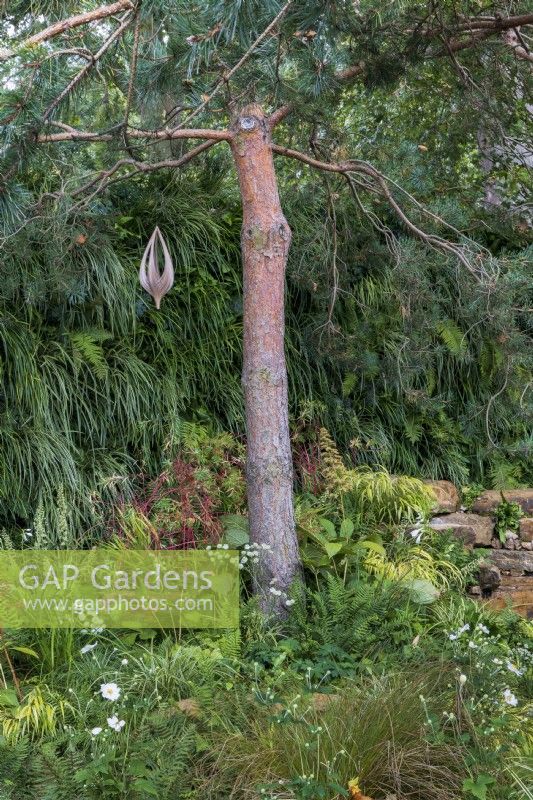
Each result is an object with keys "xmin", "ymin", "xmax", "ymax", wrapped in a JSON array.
[{"xmin": 139, "ymin": 226, "xmax": 174, "ymax": 309}]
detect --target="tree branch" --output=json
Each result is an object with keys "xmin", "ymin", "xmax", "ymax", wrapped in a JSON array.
[
  {"xmin": 0, "ymin": 0, "xmax": 134, "ymax": 62},
  {"xmin": 43, "ymin": 11, "xmax": 135, "ymax": 120},
  {"xmin": 63, "ymin": 140, "xmax": 219, "ymax": 211},
  {"xmin": 504, "ymin": 28, "xmax": 533, "ymax": 64},
  {"xmin": 174, "ymin": 0, "xmax": 292, "ymax": 129},
  {"xmin": 37, "ymin": 126, "xmax": 232, "ymax": 143},
  {"xmin": 454, "ymin": 14, "xmax": 533, "ymax": 32},
  {"xmin": 269, "ymin": 15, "xmax": 533, "ymax": 127},
  {"xmin": 272, "ymin": 145, "xmax": 491, "ymax": 281}
]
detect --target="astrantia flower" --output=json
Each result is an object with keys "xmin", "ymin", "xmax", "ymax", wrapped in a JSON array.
[
  {"xmin": 80, "ymin": 643, "xmax": 97, "ymax": 655},
  {"xmin": 90, "ymin": 727, "xmax": 102, "ymax": 736},
  {"xmin": 107, "ymin": 715, "xmax": 126, "ymax": 731},
  {"xmin": 100, "ymin": 682, "xmax": 121, "ymax": 701},
  {"xmin": 503, "ymin": 689, "xmax": 518, "ymax": 707}
]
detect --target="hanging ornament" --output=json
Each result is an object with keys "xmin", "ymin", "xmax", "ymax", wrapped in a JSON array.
[{"xmin": 139, "ymin": 226, "xmax": 174, "ymax": 309}]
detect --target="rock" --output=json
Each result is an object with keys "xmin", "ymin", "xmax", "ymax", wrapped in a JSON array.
[
  {"xmin": 522, "ymin": 542, "xmax": 532, "ymax": 551},
  {"xmin": 472, "ymin": 489, "xmax": 533, "ymax": 516},
  {"xmin": 423, "ymin": 480, "xmax": 460, "ymax": 513},
  {"xmin": 489, "ymin": 549, "xmax": 533, "ymax": 575},
  {"xmin": 486, "ymin": 575, "xmax": 533, "ymax": 620},
  {"xmin": 478, "ymin": 561, "xmax": 501, "ymax": 593},
  {"xmin": 519, "ymin": 518, "xmax": 533, "ymax": 543},
  {"xmin": 491, "ymin": 536, "xmax": 503, "ymax": 549},
  {"xmin": 429, "ymin": 512, "xmax": 493, "ymax": 547},
  {"xmin": 469, "ymin": 584, "xmax": 482, "ymax": 596},
  {"xmin": 504, "ymin": 538, "xmax": 516, "ymax": 550}
]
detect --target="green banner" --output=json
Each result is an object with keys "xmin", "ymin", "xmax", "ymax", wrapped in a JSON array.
[{"xmin": 0, "ymin": 550, "xmax": 239, "ymax": 629}]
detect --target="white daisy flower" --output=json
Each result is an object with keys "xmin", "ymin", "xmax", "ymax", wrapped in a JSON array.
[
  {"xmin": 503, "ymin": 689, "xmax": 518, "ymax": 707},
  {"xmin": 100, "ymin": 682, "xmax": 121, "ymax": 701},
  {"xmin": 107, "ymin": 715, "xmax": 126, "ymax": 731}
]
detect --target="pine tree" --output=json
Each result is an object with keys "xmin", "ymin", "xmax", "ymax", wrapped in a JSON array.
[{"xmin": 1, "ymin": 0, "xmax": 532, "ymax": 609}]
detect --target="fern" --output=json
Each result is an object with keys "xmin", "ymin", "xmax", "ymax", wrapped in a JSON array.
[
  {"xmin": 68, "ymin": 330, "xmax": 112, "ymax": 380},
  {"xmin": 436, "ymin": 320, "xmax": 467, "ymax": 358}
]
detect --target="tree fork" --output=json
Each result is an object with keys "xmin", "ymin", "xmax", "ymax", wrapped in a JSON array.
[{"xmin": 230, "ymin": 105, "xmax": 302, "ymax": 611}]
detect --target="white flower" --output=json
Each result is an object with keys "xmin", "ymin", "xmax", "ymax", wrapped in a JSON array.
[
  {"xmin": 503, "ymin": 689, "xmax": 518, "ymax": 707},
  {"xmin": 80, "ymin": 643, "xmax": 98, "ymax": 655},
  {"xmin": 107, "ymin": 715, "xmax": 126, "ymax": 731},
  {"xmin": 100, "ymin": 682, "xmax": 121, "ymax": 701},
  {"xmin": 468, "ymin": 641, "xmax": 478, "ymax": 649},
  {"xmin": 477, "ymin": 623, "xmax": 490, "ymax": 634},
  {"xmin": 410, "ymin": 528, "xmax": 423, "ymax": 543},
  {"xmin": 493, "ymin": 658, "xmax": 503, "ymax": 665},
  {"xmin": 121, "ymin": 658, "xmax": 129, "ymax": 666},
  {"xmin": 506, "ymin": 662, "xmax": 522, "ymax": 676},
  {"xmin": 90, "ymin": 727, "xmax": 102, "ymax": 736},
  {"xmin": 285, "ymin": 599, "xmax": 295, "ymax": 607},
  {"xmin": 459, "ymin": 674, "xmax": 467, "ymax": 686},
  {"xmin": 449, "ymin": 633, "xmax": 458, "ymax": 641}
]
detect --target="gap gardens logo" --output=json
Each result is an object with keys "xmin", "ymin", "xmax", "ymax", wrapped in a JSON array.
[{"xmin": 0, "ymin": 550, "xmax": 239, "ymax": 629}]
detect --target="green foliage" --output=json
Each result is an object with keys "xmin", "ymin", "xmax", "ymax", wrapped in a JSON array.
[
  {"xmin": 318, "ymin": 428, "xmax": 434, "ymax": 523},
  {"xmin": 495, "ymin": 497, "xmax": 523, "ymax": 544},
  {"xmin": 461, "ymin": 483, "xmax": 484, "ymax": 513}
]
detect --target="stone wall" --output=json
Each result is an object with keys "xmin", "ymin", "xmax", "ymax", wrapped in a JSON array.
[{"xmin": 423, "ymin": 482, "xmax": 533, "ymax": 619}]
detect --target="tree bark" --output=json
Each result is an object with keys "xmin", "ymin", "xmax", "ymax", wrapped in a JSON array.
[{"xmin": 230, "ymin": 104, "xmax": 301, "ymax": 612}]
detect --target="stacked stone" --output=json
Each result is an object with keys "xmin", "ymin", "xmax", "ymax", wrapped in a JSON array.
[{"xmin": 422, "ymin": 483, "xmax": 533, "ymax": 619}]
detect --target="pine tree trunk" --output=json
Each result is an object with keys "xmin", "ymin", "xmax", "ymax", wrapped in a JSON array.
[{"xmin": 230, "ymin": 104, "xmax": 302, "ymax": 612}]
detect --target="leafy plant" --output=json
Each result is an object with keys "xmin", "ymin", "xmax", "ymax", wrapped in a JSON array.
[
  {"xmin": 319, "ymin": 429, "xmax": 434, "ymax": 523},
  {"xmin": 461, "ymin": 484, "xmax": 484, "ymax": 512},
  {"xmin": 495, "ymin": 496, "xmax": 523, "ymax": 544}
]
